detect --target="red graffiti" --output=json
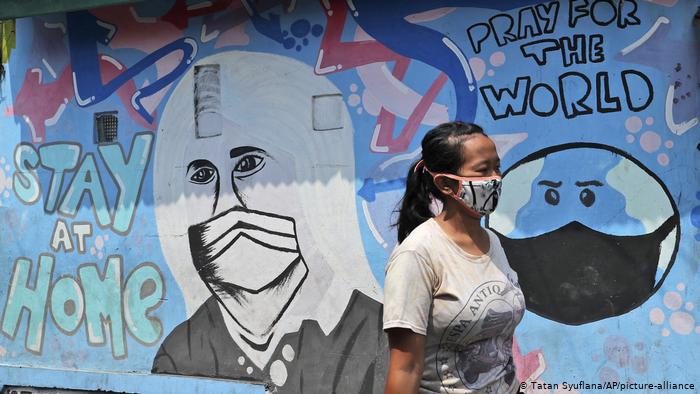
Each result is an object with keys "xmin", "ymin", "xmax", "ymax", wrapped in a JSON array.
[
  {"xmin": 14, "ymin": 55, "xmax": 155, "ymax": 143},
  {"xmin": 161, "ymin": 0, "xmax": 236, "ymax": 29},
  {"xmin": 317, "ymin": 0, "xmax": 448, "ymax": 153},
  {"xmin": 374, "ymin": 73, "xmax": 448, "ymax": 153},
  {"xmin": 14, "ymin": 67, "xmax": 73, "ymax": 143},
  {"xmin": 512, "ymin": 337, "xmax": 545, "ymax": 383},
  {"xmin": 90, "ymin": 5, "xmax": 183, "ymax": 54},
  {"xmin": 316, "ymin": 0, "xmax": 401, "ymax": 74}
]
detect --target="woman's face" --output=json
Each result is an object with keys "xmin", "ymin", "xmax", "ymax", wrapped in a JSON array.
[
  {"xmin": 437, "ymin": 133, "xmax": 501, "ymax": 198},
  {"xmin": 456, "ymin": 133, "xmax": 501, "ymax": 179}
]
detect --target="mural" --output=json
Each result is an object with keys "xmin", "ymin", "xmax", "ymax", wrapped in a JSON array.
[
  {"xmin": 0, "ymin": 0, "xmax": 697, "ymax": 393},
  {"xmin": 487, "ymin": 143, "xmax": 680, "ymax": 325},
  {"xmin": 151, "ymin": 51, "xmax": 385, "ymax": 392}
]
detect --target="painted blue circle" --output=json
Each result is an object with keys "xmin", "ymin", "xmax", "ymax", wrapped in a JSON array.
[
  {"xmin": 290, "ymin": 19, "xmax": 311, "ymax": 38},
  {"xmin": 296, "ymin": 45, "xmax": 302, "ymax": 52},
  {"xmin": 283, "ymin": 37, "xmax": 295, "ymax": 49},
  {"xmin": 691, "ymin": 205, "xmax": 700, "ymax": 228},
  {"xmin": 282, "ymin": 30, "xmax": 289, "ymax": 37},
  {"xmin": 303, "ymin": 38, "xmax": 309, "ymax": 46},
  {"xmin": 311, "ymin": 24, "xmax": 324, "ymax": 37}
]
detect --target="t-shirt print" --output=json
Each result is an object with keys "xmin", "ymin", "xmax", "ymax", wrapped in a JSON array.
[{"xmin": 436, "ymin": 279, "xmax": 524, "ymax": 392}]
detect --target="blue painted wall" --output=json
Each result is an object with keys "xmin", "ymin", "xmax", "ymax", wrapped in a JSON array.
[{"xmin": 0, "ymin": 0, "xmax": 698, "ymax": 392}]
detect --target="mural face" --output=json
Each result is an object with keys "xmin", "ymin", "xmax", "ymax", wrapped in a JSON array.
[
  {"xmin": 487, "ymin": 144, "xmax": 680, "ymax": 325},
  {"xmin": 0, "ymin": 0, "xmax": 697, "ymax": 393},
  {"xmin": 152, "ymin": 51, "xmax": 384, "ymax": 391}
]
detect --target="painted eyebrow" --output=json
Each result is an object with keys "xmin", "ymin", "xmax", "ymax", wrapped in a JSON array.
[
  {"xmin": 230, "ymin": 146, "xmax": 266, "ymax": 159},
  {"xmin": 575, "ymin": 180, "xmax": 604, "ymax": 187},
  {"xmin": 537, "ymin": 180, "xmax": 562, "ymax": 187},
  {"xmin": 187, "ymin": 159, "xmax": 215, "ymax": 171}
]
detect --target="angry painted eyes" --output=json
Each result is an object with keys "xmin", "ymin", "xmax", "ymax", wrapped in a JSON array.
[{"xmin": 539, "ymin": 180, "xmax": 601, "ymax": 207}]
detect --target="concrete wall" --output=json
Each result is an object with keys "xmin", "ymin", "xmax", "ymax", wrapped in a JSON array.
[{"xmin": 0, "ymin": 0, "xmax": 698, "ymax": 392}]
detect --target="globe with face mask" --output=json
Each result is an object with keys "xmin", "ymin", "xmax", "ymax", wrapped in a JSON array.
[{"xmin": 486, "ymin": 143, "xmax": 680, "ymax": 325}]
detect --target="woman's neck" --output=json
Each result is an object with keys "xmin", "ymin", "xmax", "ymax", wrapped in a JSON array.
[{"xmin": 434, "ymin": 200, "xmax": 490, "ymax": 255}]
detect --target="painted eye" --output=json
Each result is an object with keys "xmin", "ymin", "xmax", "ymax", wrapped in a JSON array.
[
  {"xmin": 544, "ymin": 188, "xmax": 560, "ymax": 206},
  {"xmin": 188, "ymin": 164, "xmax": 217, "ymax": 184},
  {"xmin": 234, "ymin": 154, "xmax": 265, "ymax": 178},
  {"xmin": 579, "ymin": 188, "xmax": 595, "ymax": 207}
]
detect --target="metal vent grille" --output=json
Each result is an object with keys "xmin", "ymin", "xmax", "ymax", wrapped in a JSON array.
[{"xmin": 95, "ymin": 111, "xmax": 118, "ymax": 144}]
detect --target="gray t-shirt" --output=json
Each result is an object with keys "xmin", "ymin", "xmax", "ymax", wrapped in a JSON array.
[{"xmin": 383, "ymin": 218, "xmax": 526, "ymax": 394}]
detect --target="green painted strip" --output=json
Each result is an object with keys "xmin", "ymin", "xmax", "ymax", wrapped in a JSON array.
[{"xmin": 0, "ymin": 0, "xmax": 143, "ymax": 19}]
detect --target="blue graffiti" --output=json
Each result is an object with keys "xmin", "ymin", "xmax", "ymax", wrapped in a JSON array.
[
  {"xmin": 358, "ymin": 177, "xmax": 406, "ymax": 203},
  {"xmin": 242, "ymin": 0, "xmax": 285, "ymax": 44},
  {"xmin": 349, "ymin": 0, "xmax": 540, "ymax": 121},
  {"xmin": 283, "ymin": 19, "xmax": 324, "ymax": 51},
  {"xmin": 66, "ymin": 11, "xmax": 197, "ymax": 124}
]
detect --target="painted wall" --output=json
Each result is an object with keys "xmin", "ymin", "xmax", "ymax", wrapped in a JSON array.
[{"xmin": 0, "ymin": 0, "xmax": 698, "ymax": 393}]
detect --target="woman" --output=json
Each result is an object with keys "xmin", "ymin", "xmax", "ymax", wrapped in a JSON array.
[{"xmin": 383, "ymin": 121, "xmax": 526, "ymax": 394}]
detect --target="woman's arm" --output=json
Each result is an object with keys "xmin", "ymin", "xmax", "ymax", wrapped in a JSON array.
[{"xmin": 385, "ymin": 328, "xmax": 426, "ymax": 394}]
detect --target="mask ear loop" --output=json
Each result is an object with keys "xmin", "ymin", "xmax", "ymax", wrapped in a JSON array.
[
  {"xmin": 427, "ymin": 171, "xmax": 484, "ymax": 220},
  {"xmin": 413, "ymin": 159, "xmax": 426, "ymax": 174}
]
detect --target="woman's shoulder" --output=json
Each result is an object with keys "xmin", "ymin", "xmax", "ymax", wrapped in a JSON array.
[{"xmin": 389, "ymin": 219, "xmax": 440, "ymax": 261}]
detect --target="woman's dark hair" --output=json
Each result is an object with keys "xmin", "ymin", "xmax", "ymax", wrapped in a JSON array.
[{"xmin": 394, "ymin": 121, "xmax": 485, "ymax": 242}]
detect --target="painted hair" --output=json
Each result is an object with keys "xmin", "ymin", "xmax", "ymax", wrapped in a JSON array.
[{"xmin": 395, "ymin": 121, "xmax": 485, "ymax": 242}]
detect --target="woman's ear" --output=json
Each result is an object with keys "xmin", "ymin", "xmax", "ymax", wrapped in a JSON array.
[{"xmin": 433, "ymin": 175, "xmax": 459, "ymax": 198}]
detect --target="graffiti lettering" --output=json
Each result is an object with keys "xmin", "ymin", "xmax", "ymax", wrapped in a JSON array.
[
  {"xmin": 467, "ymin": 2, "xmax": 560, "ymax": 53},
  {"xmin": 520, "ymin": 34, "xmax": 605, "ymax": 67},
  {"xmin": 0, "ymin": 254, "xmax": 164, "ymax": 358},
  {"xmin": 568, "ymin": 0, "xmax": 641, "ymax": 29},
  {"xmin": 51, "ymin": 219, "xmax": 89, "ymax": 253},
  {"xmin": 12, "ymin": 133, "xmax": 153, "ymax": 235},
  {"xmin": 480, "ymin": 70, "xmax": 653, "ymax": 120}
]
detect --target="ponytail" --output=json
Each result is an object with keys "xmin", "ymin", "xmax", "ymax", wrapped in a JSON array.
[
  {"xmin": 396, "ymin": 160, "xmax": 437, "ymax": 243},
  {"xmin": 393, "ymin": 121, "xmax": 485, "ymax": 243}
]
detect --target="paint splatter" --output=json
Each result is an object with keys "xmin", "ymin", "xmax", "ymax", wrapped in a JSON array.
[
  {"xmin": 669, "ymin": 312, "xmax": 694, "ymax": 335},
  {"xmin": 650, "ymin": 283, "xmax": 699, "ymax": 335},
  {"xmin": 599, "ymin": 366, "xmax": 619, "ymax": 383},
  {"xmin": 650, "ymin": 307, "xmax": 665, "ymax": 324},
  {"xmin": 603, "ymin": 336, "xmax": 630, "ymax": 368},
  {"xmin": 625, "ymin": 116, "xmax": 643, "ymax": 133},
  {"xmin": 468, "ymin": 57, "xmax": 486, "ymax": 81},
  {"xmin": 283, "ymin": 19, "xmax": 323, "ymax": 51},
  {"xmin": 640, "ymin": 131, "xmax": 662, "ymax": 152},
  {"xmin": 691, "ymin": 193, "xmax": 700, "ymax": 241},
  {"xmin": 600, "ymin": 335, "xmax": 650, "ymax": 384},
  {"xmin": 0, "ymin": 157, "xmax": 13, "ymax": 204},
  {"xmin": 90, "ymin": 234, "xmax": 109, "ymax": 259},
  {"xmin": 489, "ymin": 51, "xmax": 506, "ymax": 67}
]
